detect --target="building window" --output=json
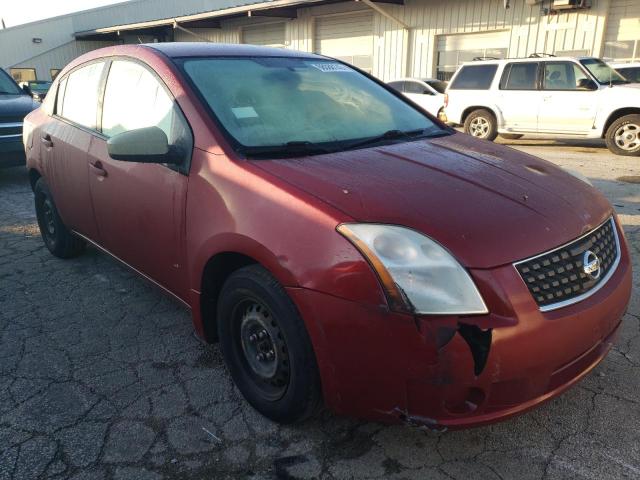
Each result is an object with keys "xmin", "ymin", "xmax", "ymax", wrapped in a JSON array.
[
  {"xmin": 10, "ymin": 68, "xmax": 36, "ymax": 83},
  {"xmin": 603, "ymin": 40, "xmax": 639, "ymax": 62},
  {"xmin": 50, "ymin": 69, "xmax": 61, "ymax": 81},
  {"xmin": 554, "ymin": 49, "xmax": 590, "ymax": 57},
  {"xmin": 436, "ymin": 32, "xmax": 509, "ymax": 81}
]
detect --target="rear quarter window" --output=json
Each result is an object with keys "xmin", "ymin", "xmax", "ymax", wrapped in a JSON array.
[{"xmin": 450, "ymin": 65, "xmax": 498, "ymax": 90}]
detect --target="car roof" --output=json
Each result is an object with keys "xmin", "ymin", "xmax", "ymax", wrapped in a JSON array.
[
  {"xmin": 389, "ymin": 77, "xmax": 442, "ymax": 83},
  {"xmin": 609, "ymin": 62, "xmax": 640, "ymax": 68},
  {"xmin": 460, "ymin": 56, "xmax": 597, "ymax": 66},
  {"xmin": 145, "ymin": 42, "xmax": 325, "ymax": 59}
]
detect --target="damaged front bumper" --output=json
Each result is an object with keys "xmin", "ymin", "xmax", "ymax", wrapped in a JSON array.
[{"xmin": 287, "ymin": 237, "xmax": 632, "ymax": 430}]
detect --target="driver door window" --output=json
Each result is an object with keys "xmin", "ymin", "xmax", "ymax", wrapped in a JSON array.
[
  {"xmin": 539, "ymin": 62, "xmax": 598, "ymax": 133},
  {"xmin": 101, "ymin": 61, "xmax": 189, "ymax": 156}
]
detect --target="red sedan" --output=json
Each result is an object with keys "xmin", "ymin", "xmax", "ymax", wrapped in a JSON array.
[{"xmin": 23, "ymin": 43, "xmax": 632, "ymax": 430}]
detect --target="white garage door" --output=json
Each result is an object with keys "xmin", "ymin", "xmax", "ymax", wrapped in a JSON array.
[
  {"xmin": 314, "ymin": 12, "xmax": 374, "ymax": 72},
  {"xmin": 242, "ymin": 22, "xmax": 286, "ymax": 47},
  {"xmin": 603, "ymin": 0, "xmax": 640, "ymax": 61},
  {"xmin": 436, "ymin": 31, "xmax": 509, "ymax": 81}
]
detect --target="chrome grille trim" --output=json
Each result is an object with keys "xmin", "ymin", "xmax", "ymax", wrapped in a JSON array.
[{"xmin": 513, "ymin": 217, "xmax": 621, "ymax": 312}]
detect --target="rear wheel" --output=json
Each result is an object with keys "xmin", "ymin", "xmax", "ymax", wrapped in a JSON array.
[
  {"xmin": 34, "ymin": 178, "xmax": 86, "ymax": 258},
  {"xmin": 217, "ymin": 265, "xmax": 322, "ymax": 423},
  {"xmin": 499, "ymin": 133, "xmax": 524, "ymax": 140},
  {"xmin": 464, "ymin": 109, "xmax": 498, "ymax": 141},
  {"xmin": 605, "ymin": 114, "xmax": 640, "ymax": 156}
]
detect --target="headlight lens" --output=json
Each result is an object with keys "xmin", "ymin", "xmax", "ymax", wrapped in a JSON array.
[{"xmin": 338, "ymin": 224, "xmax": 488, "ymax": 315}]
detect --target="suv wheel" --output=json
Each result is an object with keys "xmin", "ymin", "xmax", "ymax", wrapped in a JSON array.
[
  {"xmin": 217, "ymin": 265, "xmax": 322, "ymax": 423},
  {"xmin": 34, "ymin": 178, "xmax": 86, "ymax": 258},
  {"xmin": 464, "ymin": 109, "xmax": 498, "ymax": 141},
  {"xmin": 605, "ymin": 114, "xmax": 640, "ymax": 156}
]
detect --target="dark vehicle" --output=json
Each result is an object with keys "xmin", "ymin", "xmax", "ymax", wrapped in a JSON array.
[
  {"xmin": 25, "ymin": 44, "xmax": 632, "ymax": 429},
  {"xmin": 20, "ymin": 80, "xmax": 53, "ymax": 102},
  {"xmin": 611, "ymin": 63, "xmax": 640, "ymax": 83},
  {"xmin": 1, "ymin": 69, "xmax": 38, "ymax": 167}
]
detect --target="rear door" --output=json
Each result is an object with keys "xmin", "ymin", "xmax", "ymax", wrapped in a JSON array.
[
  {"xmin": 537, "ymin": 61, "xmax": 599, "ymax": 134},
  {"xmin": 497, "ymin": 62, "xmax": 542, "ymax": 132},
  {"xmin": 87, "ymin": 59, "xmax": 193, "ymax": 298},
  {"xmin": 41, "ymin": 61, "xmax": 106, "ymax": 240}
]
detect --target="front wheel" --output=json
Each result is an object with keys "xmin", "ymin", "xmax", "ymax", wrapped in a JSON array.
[
  {"xmin": 605, "ymin": 114, "xmax": 640, "ymax": 156},
  {"xmin": 34, "ymin": 178, "xmax": 86, "ymax": 258},
  {"xmin": 464, "ymin": 109, "xmax": 498, "ymax": 141},
  {"xmin": 217, "ymin": 265, "xmax": 322, "ymax": 423}
]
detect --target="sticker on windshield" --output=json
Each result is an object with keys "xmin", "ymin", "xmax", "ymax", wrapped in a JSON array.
[
  {"xmin": 231, "ymin": 106, "xmax": 259, "ymax": 119},
  {"xmin": 310, "ymin": 63, "xmax": 353, "ymax": 73}
]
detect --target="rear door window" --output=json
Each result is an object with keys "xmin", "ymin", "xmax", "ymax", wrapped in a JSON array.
[
  {"xmin": 405, "ymin": 81, "xmax": 428, "ymax": 94},
  {"xmin": 387, "ymin": 81, "xmax": 405, "ymax": 92},
  {"xmin": 450, "ymin": 65, "xmax": 498, "ymax": 90},
  {"xmin": 60, "ymin": 62, "xmax": 105, "ymax": 129},
  {"xmin": 500, "ymin": 62, "xmax": 539, "ymax": 90}
]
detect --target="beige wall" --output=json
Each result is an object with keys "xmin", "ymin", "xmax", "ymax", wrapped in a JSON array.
[{"xmin": 175, "ymin": 0, "xmax": 615, "ymax": 81}]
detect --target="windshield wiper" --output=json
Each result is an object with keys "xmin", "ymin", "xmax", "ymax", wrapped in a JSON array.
[
  {"xmin": 341, "ymin": 128, "xmax": 450, "ymax": 152},
  {"xmin": 239, "ymin": 141, "xmax": 333, "ymax": 159}
]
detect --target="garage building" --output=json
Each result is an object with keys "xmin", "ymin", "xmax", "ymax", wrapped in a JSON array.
[{"xmin": 1, "ymin": 0, "xmax": 638, "ymax": 82}]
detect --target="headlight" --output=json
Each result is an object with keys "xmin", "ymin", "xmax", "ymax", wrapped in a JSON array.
[{"xmin": 337, "ymin": 224, "xmax": 488, "ymax": 315}]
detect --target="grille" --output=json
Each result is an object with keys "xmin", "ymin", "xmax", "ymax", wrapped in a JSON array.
[{"xmin": 515, "ymin": 218, "xmax": 619, "ymax": 311}]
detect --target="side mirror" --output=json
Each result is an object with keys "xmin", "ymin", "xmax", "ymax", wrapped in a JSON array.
[
  {"xmin": 423, "ymin": 89, "xmax": 434, "ymax": 95},
  {"xmin": 22, "ymin": 84, "xmax": 32, "ymax": 96},
  {"xmin": 107, "ymin": 126, "xmax": 181, "ymax": 164}
]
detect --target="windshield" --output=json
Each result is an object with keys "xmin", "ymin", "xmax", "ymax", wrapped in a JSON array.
[
  {"xmin": 425, "ymin": 80, "xmax": 447, "ymax": 93},
  {"xmin": 181, "ymin": 57, "xmax": 445, "ymax": 155},
  {"xmin": 580, "ymin": 58, "xmax": 629, "ymax": 85},
  {"xmin": 0, "ymin": 70, "xmax": 21, "ymax": 95}
]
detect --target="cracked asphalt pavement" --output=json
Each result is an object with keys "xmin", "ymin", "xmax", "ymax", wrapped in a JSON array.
[{"xmin": 1, "ymin": 138, "xmax": 639, "ymax": 480}]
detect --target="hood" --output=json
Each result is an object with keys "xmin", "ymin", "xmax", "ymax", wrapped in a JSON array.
[
  {"xmin": 252, "ymin": 132, "xmax": 612, "ymax": 269},
  {"xmin": 0, "ymin": 94, "xmax": 38, "ymax": 120}
]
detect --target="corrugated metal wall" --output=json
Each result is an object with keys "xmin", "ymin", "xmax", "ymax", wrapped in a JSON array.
[
  {"xmin": 12, "ymin": 40, "xmax": 117, "ymax": 80},
  {"xmin": 173, "ymin": 0, "xmax": 614, "ymax": 81},
  {"xmin": 3, "ymin": 0, "xmax": 635, "ymax": 82},
  {"xmin": 372, "ymin": 0, "xmax": 610, "ymax": 80}
]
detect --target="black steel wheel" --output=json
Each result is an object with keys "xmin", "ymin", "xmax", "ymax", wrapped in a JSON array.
[
  {"xmin": 34, "ymin": 178, "xmax": 86, "ymax": 258},
  {"xmin": 217, "ymin": 265, "xmax": 322, "ymax": 423}
]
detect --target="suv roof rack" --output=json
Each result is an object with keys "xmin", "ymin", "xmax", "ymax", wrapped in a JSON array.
[
  {"xmin": 528, "ymin": 53, "xmax": 556, "ymax": 58},
  {"xmin": 472, "ymin": 56, "xmax": 500, "ymax": 61}
]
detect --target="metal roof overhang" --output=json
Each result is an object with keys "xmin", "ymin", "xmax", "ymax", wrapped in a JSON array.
[{"xmin": 73, "ymin": 0, "xmax": 403, "ymax": 40}]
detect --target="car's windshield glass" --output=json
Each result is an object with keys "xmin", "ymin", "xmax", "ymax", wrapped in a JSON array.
[
  {"xmin": 580, "ymin": 58, "xmax": 628, "ymax": 85},
  {"xmin": 0, "ymin": 70, "xmax": 21, "ymax": 95},
  {"xmin": 181, "ymin": 57, "xmax": 446, "ymax": 155},
  {"xmin": 425, "ymin": 80, "xmax": 447, "ymax": 93}
]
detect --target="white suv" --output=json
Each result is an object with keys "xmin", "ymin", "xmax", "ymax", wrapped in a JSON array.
[{"xmin": 445, "ymin": 56, "xmax": 640, "ymax": 156}]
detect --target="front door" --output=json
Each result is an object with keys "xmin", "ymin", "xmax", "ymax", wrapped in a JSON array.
[
  {"xmin": 87, "ymin": 59, "xmax": 193, "ymax": 298},
  {"xmin": 537, "ymin": 61, "xmax": 599, "ymax": 134}
]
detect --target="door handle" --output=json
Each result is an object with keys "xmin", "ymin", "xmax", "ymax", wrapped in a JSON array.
[
  {"xmin": 41, "ymin": 134, "xmax": 53, "ymax": 148},
  {"xmin": 89, "ymin": 161, "xmax": 108, "ymax": 178}
]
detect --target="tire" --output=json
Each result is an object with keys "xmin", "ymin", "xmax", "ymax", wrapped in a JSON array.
[
  {"xmin": 464, "ymin": 109, "xmax": 498, "ymax": 141},
  {"xmin": 217, "ymin": 265, "xmax": 322, "ymax": 423},
  {"xmin": 34, "ymin": 178, "xmax": 86, "ymax": 258},
  {"xmin": 605, "ymin": 114, "xmax": 640, "ymax": 156},
  {"xmin": 499, "ymin": 133, "xmax": 524, "ymax": 140}
]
